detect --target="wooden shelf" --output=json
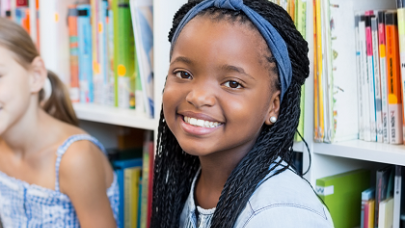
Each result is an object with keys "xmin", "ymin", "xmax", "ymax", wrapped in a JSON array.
[
  {"xmin": 314, "ymin": 140, "xmax": 405, "ymax": 166},
  {"xmin": 73, "ymin": 103, "xmax": 157, "ymax": 130}
]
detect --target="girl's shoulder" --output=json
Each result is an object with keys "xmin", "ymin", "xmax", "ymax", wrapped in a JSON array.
[{"xmin": 235, "ymin": 168, "xmax": 334, "ymax": 228}]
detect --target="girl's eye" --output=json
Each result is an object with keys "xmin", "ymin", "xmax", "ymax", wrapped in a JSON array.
[
  {"xmin": 224, "ymin": 80, "xmax": 243, "ymax": 89},
  {"xmin": 175, "ymin": 71, "xmax": 192, "ymax": 79}
]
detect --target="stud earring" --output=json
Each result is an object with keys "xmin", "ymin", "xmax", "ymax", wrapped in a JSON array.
[{"xmin": 270, "ymin": 116, "xmax": 277, "ymax": 123}]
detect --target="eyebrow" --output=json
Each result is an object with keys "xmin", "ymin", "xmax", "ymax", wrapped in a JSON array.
[
  {"xmin": 170, "ymin": 56, "xmax": 193, "ymax": 66},
  {"xmin": 221, "ymin": 64, "xmax": 254, "ymax": 80}
]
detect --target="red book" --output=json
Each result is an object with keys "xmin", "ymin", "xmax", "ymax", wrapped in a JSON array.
[
  {"xmin": 16, "ymin": 0, "xmax": 28, "ymax": 7},
  {"xmin": 147, "ymin": 141, "xmax": 154, "ymax": 228}
]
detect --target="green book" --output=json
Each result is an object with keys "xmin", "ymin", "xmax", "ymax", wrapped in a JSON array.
[
  {"xmin": 113, "ymin": 0, "xmax": 136, "ymax": 108},
  {"xmin": 294, "ymin": 0, "xmax": 307, "ymax": 142},
  {"xmin": 316, "ymin": 169, "xmax": 371, "ymax": 228}
]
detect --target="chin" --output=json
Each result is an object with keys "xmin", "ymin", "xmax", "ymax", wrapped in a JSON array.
[{"xmin": 177, "ymin": 141, "xmax": 215, "ymax": 157}]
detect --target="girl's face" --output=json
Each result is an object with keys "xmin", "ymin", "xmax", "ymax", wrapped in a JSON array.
[
  {"xmin": 163, "ymin": 16, "xmax": 281, "ymax": 157},
  {"xmin": 0, "ymin": 46, "xmax": 36, "ymax": 135}
]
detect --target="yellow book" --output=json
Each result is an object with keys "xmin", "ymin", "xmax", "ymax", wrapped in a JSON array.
[
  {"xmin": 313, "ymin": 0, "xmax": 320, "ymax": 141},
  {"xmin": 124, "ymin": 167, "xmax": 142, "ymax": 228},
  {"xmin": 315, "ymin": 0, "xmax": 325, "ymax": 141}
]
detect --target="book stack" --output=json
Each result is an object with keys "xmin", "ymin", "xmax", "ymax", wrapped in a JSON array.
[
  {"xmin": 316, "ymin": 166, "xmax": 405, "ymax": 228},
  {"xmin": 67, "ymin": 0, "xmax": 154, "ymax": 118}
]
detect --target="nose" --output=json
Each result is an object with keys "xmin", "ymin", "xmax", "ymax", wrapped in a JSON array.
[{"xmin": 186, "ymin": 83, "xmax": 216, "ymax": 108}]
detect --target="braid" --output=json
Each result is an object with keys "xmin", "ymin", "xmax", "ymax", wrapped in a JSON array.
[{"xmin": 152, "ymin": 0, "xmax": 309, "ymax": 227}]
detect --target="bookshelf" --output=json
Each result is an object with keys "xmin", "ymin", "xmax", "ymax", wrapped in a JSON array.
[
  {"xmin": 314, "ymin": 140, "xmax": 405, "ymax": 166},
  {"xmin": 33, "ymin": 0, "xmax": 404, "ymax": 206},
  {"xmin": 73, "ymin": 103, "xmax": 156, "ymax": 130}
]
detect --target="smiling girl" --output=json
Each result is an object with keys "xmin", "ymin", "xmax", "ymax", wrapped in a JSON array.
[
  {"xmin": 151, "ymin": 0, "xmax": 334, "ymax": 227},
  {"xmin": 0, "ymin": 18, "xmax": 118, "ymax": 227}
]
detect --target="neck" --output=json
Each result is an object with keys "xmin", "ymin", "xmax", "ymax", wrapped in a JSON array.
[
  {"xmin": 1, "ymin": 100, "xmax": 51, "ymax": 157},
  {"xmin": 195, "ymin": 141, "xmax": 256, "ymax": 209}
]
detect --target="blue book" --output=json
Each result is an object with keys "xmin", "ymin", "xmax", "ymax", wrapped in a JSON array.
[
  {"xmin": 112, "ymin": 158, "xmax": 142, "ymax": 228},
  {"xmin": 77, "ymin": 5, "xmax": 94, "ymax": 103}
]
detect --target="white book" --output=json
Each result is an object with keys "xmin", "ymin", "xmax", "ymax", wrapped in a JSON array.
[
  {"xmin": 39, "ymin": 0, "xmax": 76, "ymax": 85},
  {"xmin": 393, "ymin": 166, "xmax": 402, "ymax": 228},
  {"xmin": 366, "ymin": 15, "xmax": 377, "ymax": 142},
  {"xmin": 360, "ymin": 17, "xmax": 372, "ymax": 141},
  {"xmin": 371, "ymin": 17, "xmax": 383, "ymax": 143},
  {"xmin": 378, "ymin": 197, "xmax": 394, "ymax": 228},
  {"xmin": 355, "ymin": 14, "xmax": 365, "ymax": 140},
  {"xmin": 378, "ymin": 11, "xmax": 391, "ymax": 144},
  {"xmin": 321, "ymin": 0, "xmax": 332, "ymax": 143},
  {"xmin": 326, "ymin": 0, "xmax": 358, "ymax": 142},
  {"xmin": 130, "ymin": 0, "xmax": 154, "ymax": 118}
]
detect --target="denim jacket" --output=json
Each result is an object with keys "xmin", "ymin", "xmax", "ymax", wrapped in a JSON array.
[{"xmin": 179, "ymin": 160, "xmax": 334, "ymax": 228}]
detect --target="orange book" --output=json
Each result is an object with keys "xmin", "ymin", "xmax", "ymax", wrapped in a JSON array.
[
  {"xmin": 68, "ymin": 5, "xmax": 80, "ymax": 103},
  {"xmin": 385, "ymin": 11, "xmax": 403, "ymax": 144},
  {"xmin": 22, "ymin": 8, "xmax": 30, "ymax": 34}
]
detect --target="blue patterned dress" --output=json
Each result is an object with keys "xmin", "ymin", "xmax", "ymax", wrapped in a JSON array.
[{"xmin": 0, "ymin": 134, "xmax": 119, "ymax": 228}]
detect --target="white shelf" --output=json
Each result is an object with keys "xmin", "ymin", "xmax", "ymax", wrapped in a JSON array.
[
  {"xmin": 314, "ymin": 140, "xmax": 405, "ymax": 166},
  {"xmin": 73, "ymin": 103, "xmax": 157, "ymax": 130}
]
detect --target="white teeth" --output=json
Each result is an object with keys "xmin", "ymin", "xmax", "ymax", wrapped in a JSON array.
[{"xmin": 183, "ymin": 116, "xmax": 221, "ymax": 128}]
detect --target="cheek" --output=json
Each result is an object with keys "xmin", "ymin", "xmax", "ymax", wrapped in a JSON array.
[
  {"xmin": 162, "ymin": 81, "xmax": 181, "ymax": 123},
  {"xmin": 0, "ymin": 73, "xmax": 32, "ymax": 119}
]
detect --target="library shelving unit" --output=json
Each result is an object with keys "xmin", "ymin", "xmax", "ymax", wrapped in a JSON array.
[{"xmin": 34, "ymin": 0, "xmax": 404, "ymax": 189}]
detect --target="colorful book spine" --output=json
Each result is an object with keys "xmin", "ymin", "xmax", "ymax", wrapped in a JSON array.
[
  {"xmin": 77, "ymin": 5, "xmax": 94, "ymax": 103},
  {"xmin": 0, "ymin": 0, "xmax": 10, "ymax": 17},
  {"xmin": 68, "ymin": 5, "xmax": 80, "ymax": 103},
  {"xmin": 366, "ymin": 15, "xmax": 377, "ymax": 142},
  {"xmin": 98, "ymin": 0, "xmax": 109, "ymax": 105},
  {"xmin": 313, "ymin": 0, "xmax": 320, "ymax": 141},
  {"xmin": 295, "ymin": 0, "xmax": 307, "ymax": 141},
  {"xmin": 355, "ymin": 14, "xmax": 365, "ymax": 140},
  {"xmin": 364, "ymin": 200, "xmax": 370, "ymax": 228},
  {"xmin": 113, "ymin": 158, "xmax": 143, "ymax": 228},
  {"xmin": 397, "ymin": 8, "xmax": 405, "ymax": 143},
  {"xmin": 107, "ymin": 9, "xmax": 115, "ymax": 107},
  {"xmin": 91, "ymin": 0, "xmax": 101, "ymax": 104},
  {"xmin": 124, "ymin": 167, "xmax": 141, "ymax": 228},
  {"xmin": 385, "ymin": 11, "xmax": 403, "ymax": 144},
  {"xmin": 372, "ymin": 16, "xmax": 383, "ymax": 143},
  {"xmin": 360, "ymin": 15, "xmax": 372, "ymax": 141},
  {"xmin": 367, "ymin": 200, "xmax": 375, "ymax": 228},
  {"xmin": 113, "ymin": 0, "xmax": 135, "ymax": 109},
  {"xmin": 393, "ymin": 166, "xmax": 402, "ymax": 228},
  {"xmin": 379, "ymin": 11, "xmax": 391, "ymax": 143},
  {"xmin": 140, "ymin": 133, "xmax": 151, "ymax": 228},
  {"xmin": 378, "ymin": 197, "xmax": 394, "ymax": 228},
  {"xmin": 361, "ymin": 188, "xmax": 375, "ymax": 228}
]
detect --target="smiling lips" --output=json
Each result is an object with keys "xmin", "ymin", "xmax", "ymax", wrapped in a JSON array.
[{"xmin": 183, "ymin": 116, "xmax": 222, "ymax": 128}]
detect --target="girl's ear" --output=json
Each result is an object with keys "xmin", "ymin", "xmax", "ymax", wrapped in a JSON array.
[
  {"xmin": 264, "ymin": 90, "xmax": 281, "ymax": 125},
  {"xmin": 28, "ymin": 56, "xmax": 47, "ymax": 94}
]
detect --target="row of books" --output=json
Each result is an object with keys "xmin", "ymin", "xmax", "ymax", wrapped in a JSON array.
[
  {"xmin": 68, "ymin": 0, "xmax": 154, "ymax": 117},
  {"xmin": 268, "ymin": 0, "xmax": 307, "ymax": 141},
  {"xmin": 316, "ymin": 166, "xmax": 405, "ymax": 228},
  {"xmin": 107, "ymin": 129, "xmax": 154, "ymax": 228},
  {"xmin": 354, "ymin": 9, "xmax": 405, "ymax": 145},
  {"xmin": 313, "ymin": 0, "xmax": 405, "ymax": 145},
  {"xmin": 0, "ymin": 0, "xmax": 154, "ymax": 118}
]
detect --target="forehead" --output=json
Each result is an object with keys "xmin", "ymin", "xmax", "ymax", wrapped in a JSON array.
[
  {"xmin": 172, "ymin": 15, "xmax": 271, "ymax": 67},
  {"xmin": 0, "ymin": 45, "xmax": 20, "ymax": 66}
]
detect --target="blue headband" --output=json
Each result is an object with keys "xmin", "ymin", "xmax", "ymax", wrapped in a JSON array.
[{"xmin": 171, "ymin": 0, "xmax": 292, "ymax": 102}]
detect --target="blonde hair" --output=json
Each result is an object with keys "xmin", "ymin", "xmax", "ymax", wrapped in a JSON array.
[{"xmin": 0, "ymin": 17, "xmax": 79, "ymax": 126}]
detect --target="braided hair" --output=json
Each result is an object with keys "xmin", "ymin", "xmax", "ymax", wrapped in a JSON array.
[{"xmin": 151, "ymin": 0, "xmax": 310, "ymax": 227}]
